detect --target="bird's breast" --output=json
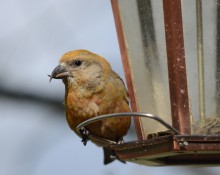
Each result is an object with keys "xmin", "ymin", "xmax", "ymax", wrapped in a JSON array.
[
  {"xmin": 65, "ymin": 88, "xmax": 101, "ymax": 128},
  {"xmin": 64, "ymin": 83, "xmax": 131, "ymax": 142}
]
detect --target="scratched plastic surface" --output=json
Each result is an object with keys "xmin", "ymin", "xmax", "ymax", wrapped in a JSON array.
[
  {"xmin": 117, "ymin": 0, "xmax": 171, "ymax": 139},
  {"xmin": 182, "ymin": 0, "xmax": 220, "ymax": 134}
]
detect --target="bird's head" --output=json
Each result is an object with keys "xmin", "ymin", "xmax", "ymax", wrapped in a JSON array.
[{"xmin": 49, "ymin": 50, "xmax": 111, "ymax": 89}]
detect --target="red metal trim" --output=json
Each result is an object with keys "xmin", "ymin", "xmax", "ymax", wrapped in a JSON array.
[
  {"xmin": 111, "ymin": 0, "xmax": 144, "ymax": 140},
  {"xmin": 111, "ymin": 135, "xmax": 220, "ymax": 165},
  {"xmin": 163, "ymin": 0, "xmax": 191, "ymax": 134}
]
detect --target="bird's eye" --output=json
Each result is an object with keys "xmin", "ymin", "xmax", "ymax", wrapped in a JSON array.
[{"xmin": 75, "ymin": 60, "xmax": 82, "ymax": 66}]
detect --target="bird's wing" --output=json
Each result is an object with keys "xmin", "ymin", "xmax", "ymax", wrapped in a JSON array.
[{"xmin": 111, "ymin": 71, "xmax": 129, "ymax": 105}]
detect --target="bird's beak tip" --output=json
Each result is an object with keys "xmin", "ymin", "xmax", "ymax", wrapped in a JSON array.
[
  {"xmin": 48, "ymin": 74, "xmax": 53, "ymax": 82},
  {"xmin": 49, "ymin": 65, "xmax": 69, "ymax": 82}
]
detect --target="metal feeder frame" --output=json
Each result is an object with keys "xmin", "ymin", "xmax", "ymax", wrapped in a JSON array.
[{"xmin": 77, "ymin": 113, "xmax": 220, "ymax": 165}]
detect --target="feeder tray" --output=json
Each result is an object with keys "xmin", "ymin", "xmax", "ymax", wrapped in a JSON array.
[{"xmin": 77, "ymin": 113, "xmax": 220, "ymax": 166}]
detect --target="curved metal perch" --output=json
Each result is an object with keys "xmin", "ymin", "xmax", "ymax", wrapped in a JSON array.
[{"xmin": 76, "ymin": 112, "xmax": 180, "ymax": 145}]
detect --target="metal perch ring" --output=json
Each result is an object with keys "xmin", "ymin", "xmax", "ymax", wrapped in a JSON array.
[{"xmin": 76, "ymin": 112, "xmax": 180, "ymax": 145}]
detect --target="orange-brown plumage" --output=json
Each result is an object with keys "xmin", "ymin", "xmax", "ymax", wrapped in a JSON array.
[{"xmin": 50, "ymin": 50, "xmax": 131, "ymax": 164}]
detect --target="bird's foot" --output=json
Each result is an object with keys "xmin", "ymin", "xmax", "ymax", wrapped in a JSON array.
[
  {"xmin": 79, "ymin": 127, "xmax": 90, "ymax": 146},
  {"xmin": 117, "ymin": 138, "xmax": 125, "ymax": 144}
]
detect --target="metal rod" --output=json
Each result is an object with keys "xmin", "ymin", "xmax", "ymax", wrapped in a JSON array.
[
  {"xmin": 111, "ymin": 0, "xmax": 143, "ymax": 140},
  {"xmin": 76, "ymin": 112, "xmax": 180, "ymax": 136},
  {"xmin": 163, "ymin": 0, "xmax": 191, "ymax": 134},
  {"xmin": 196, "ymin": 0, "xmax": 206, "ymax": 123},
  {"xmin": 216, "ymin": 0, "xmax": 220, "ymax": 116}
]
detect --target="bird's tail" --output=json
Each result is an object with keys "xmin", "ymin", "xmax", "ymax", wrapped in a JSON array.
[{"xmin": 103, "ymin": 147, "xmax": 126, "ymax": 165}]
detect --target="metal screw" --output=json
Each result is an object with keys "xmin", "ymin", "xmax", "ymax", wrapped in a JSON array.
[{"xmin": 178, "ymin": 141, "xmax": 188, "ymax": 148}]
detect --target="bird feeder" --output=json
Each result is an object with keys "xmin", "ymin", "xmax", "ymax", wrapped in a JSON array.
[{"xmin": 108, "ymin": 0, "xmax": 220, "ymax": 165}]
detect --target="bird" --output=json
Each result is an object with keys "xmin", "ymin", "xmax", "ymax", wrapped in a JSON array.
[{"xmin": 49, "ymin": 50, "xmax": 131, "ymax": 164}]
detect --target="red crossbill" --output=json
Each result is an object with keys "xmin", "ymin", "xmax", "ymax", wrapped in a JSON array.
[{"xmin": 50, "ymin": 50, "xmax": 131, "ymax": 164}]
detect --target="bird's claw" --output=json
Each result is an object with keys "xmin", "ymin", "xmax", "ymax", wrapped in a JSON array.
[
  {"xmin": 79, "ymin": 127, "xmax": 90, "ymax": 146},
  {"xmin": 117, "ymin": 138, "xmax": 125, "ymax": 144}
]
